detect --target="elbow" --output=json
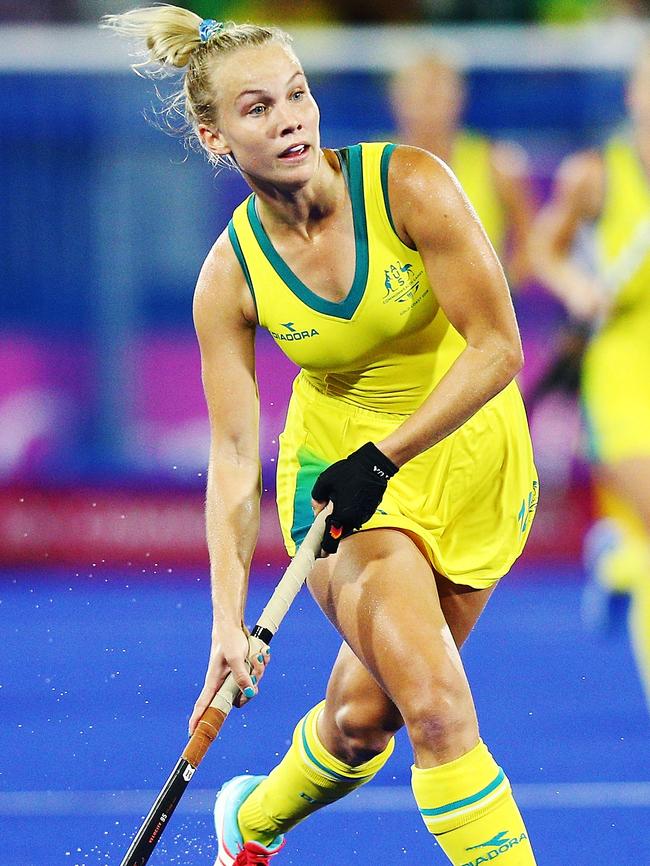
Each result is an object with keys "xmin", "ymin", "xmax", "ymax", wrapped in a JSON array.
[
  {"xmin": 208, "ymin": 445, "xmax": 261, "ymax": 491},
  {"xmin": 502, "ymin": 340, "xmax": 524, "ymax": 383},
  {"xmin": 490, "ymin": 336, "xmax": 523, "ymax": 389}
]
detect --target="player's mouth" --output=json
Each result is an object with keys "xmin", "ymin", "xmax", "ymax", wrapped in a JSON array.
[{"xmin": 278, "ymin": 143, "xmax": 310, "ymax": 161}]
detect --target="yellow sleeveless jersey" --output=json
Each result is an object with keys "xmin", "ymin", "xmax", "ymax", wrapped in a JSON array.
[
  {"xmin": 227, "ymin": 141, "xmax": 537, "ymax": 584},
  {"xmin": 228, "ymin": 142, "xmax": 465, "ymax": 414},
  {"xmin": 595, "ymin": 134, "xmax": 650, "ymax": 325},
  {"xmin": 452, "ymin": 131, "xmax": 506, "ymax": 256}
]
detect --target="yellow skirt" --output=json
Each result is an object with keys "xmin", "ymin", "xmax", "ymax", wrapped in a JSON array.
[
  {"xmin": 582, "ymin": 318, "xmax": 650, "ymax": 465},
  {"xmin": 276, "ymin": 374, "xmax": 538, "ymax": 589}
]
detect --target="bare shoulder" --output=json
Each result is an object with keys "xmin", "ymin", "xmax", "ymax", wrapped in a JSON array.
[
  {"xmin": 553, "ymin": 149, "xmax": 605, "ymax": 218},
  {"xmin": 387, "ymin": 144, "xmax": 474, "ymax": 246},
  {"xmin": 388, "ymin": 143, "xmax": 461, "ymax": 198},
  {"xmin": 193, "ymin": 227, "xmax": 257, "ymax": 334}
]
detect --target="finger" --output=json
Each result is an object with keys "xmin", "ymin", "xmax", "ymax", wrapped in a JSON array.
[
  {"xmin": 234, "ymin": 667, "xmax": 262, "ymax": 708},
  {"xmin": 188, "ymin": 705, "xmax": 203, "ymax": 736},
  {"xmin": 188, "ymin": 686, "xmax": 214, "ymax": 736},
  {"xmin": 311, "ymin": 498, "xmax": 327, "ymax": 516},
  {"xmin": 228, "ymin": 658, "xmax": 258, "ymax": 702},
  {"xmin": 248, "ymin": 649, "xmax": 268, "ymax": 683}
]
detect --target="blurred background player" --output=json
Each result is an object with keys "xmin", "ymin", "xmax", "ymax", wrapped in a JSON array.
[
  {"xmin": 389, "ymin": 53, "xmax": 535, "ymax": 291},
  {"xmin": 530, "ymin": 43, "xmax": 650, "ymax": 712}
]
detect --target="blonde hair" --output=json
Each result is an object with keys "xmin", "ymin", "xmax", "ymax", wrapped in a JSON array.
[{"xmin": 101, "ymin": 4, "xmax": 294, "ymax": 164}]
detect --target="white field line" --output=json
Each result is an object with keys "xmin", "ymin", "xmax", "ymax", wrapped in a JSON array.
[{"xmin": 1, "ymin": 783, "xmax": 649, "ymax": 817}]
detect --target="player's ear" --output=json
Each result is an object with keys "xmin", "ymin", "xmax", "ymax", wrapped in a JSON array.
[{"xmin": 198, "ymin": 125, "xmax": 231, "ymax": 158}]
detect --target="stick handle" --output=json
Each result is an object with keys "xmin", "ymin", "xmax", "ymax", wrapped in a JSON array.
[
  {"xmin": 182, "ymin": 510, "xmax": 327, "ymax": 767},
  {"xmin": 182, "ymin": 705, "xmax": 228, "ymax": 765},
  {"xmin": 254, "ymin": 507, "xmax": 326, "ymax": 635},
  {"xmin": 118, "ymin": 512, "xmax": 326, "ymax": 866}
]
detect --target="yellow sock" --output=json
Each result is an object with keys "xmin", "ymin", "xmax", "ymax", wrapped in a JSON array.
[
  {"xmin": 411, "ymin": 740, "xmax": 536, "ymax": 865},
  {"xmin": 237, "ymin": 700, "xmax": 394, "ymax": 845}
]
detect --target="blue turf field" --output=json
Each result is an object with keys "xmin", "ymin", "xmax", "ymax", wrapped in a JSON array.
[{"xmin": 1, "ymin": 562, "xmax": 649, "ymax": 865}]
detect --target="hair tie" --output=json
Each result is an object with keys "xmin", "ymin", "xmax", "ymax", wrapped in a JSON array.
[{"xmin": 199, "ymin": 19, "xmax": 224, "ymax": 43}]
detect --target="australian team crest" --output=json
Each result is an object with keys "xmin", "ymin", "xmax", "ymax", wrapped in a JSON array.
[{"xmin": 383, "ymin": 259, "xmax": 426, "ymax": 309}]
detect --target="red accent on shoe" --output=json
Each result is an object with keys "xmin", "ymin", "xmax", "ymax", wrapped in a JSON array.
[{"xmin": 233, "ymin": 839, "xmax": 286, "ymax": 864}]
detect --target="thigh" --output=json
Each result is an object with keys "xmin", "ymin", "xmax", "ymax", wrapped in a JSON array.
[
  {"xmin": 316, "ymin": 565, "xmax": 495, "ymax": 760},
  {"xmin": 308, "ymin": 529, "xmax": 452, "ymax": 701},
  {"xmin": 436, "ymin": 571, "xmax": 496, "ymax": 648},
  {"xmin": 308, "ymin": 528, "xmax": 493, "ymax": 755}
]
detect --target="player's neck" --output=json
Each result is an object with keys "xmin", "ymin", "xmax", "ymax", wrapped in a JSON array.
[{"xmin": 249, "ymin": 149, "xmax": 344, "ymax": 240}]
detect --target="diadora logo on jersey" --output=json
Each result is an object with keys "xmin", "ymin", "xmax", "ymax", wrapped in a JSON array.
[
  {"xmin": 518, "ymin": 479, "xmax": 539, "ymax": 534},
  {"xmin": 383, "ymin": 260, "xmax": 427, "ymax": 312},
  {"xmin": 462, "ymin": 829, "xmax": 529, "ymax": 866},
  {"xmin": 270, "ymin": 321, "xmax": 320, "ymax": 342}
]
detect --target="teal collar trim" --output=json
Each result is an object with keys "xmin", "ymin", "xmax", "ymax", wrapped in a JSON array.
[
  {"xmin": 380, "ymin": 143, "xmax": 398, "ymax": 236},
  {"xmin": 246, "ymin": 145, "xmax": 368, "ymax": 320}
]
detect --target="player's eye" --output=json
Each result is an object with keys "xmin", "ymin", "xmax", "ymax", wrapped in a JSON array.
[{"xmin": 248, "ymin": 104, "xmax": 266, "ymax": 116}]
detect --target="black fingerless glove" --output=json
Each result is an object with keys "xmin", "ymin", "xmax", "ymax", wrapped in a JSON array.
[{"xmin": 311, "ymin": 442, "xmax": 399, "ymax": 554}]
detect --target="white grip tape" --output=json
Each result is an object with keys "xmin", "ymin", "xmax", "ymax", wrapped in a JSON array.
[
  {"xmin": 248, "ymin": 634, "xmax": 268, "ymax": 657},
  {"xmin": 255, "ymin": 509, "xmax": 326, "ymax": 635},
  {"xmin": 210, "ymin": 672, "xmax": 241, "ymax": 716},
  {"xmin": 208, "ymin": 510, "xmax": 326, "ymax": 718}
]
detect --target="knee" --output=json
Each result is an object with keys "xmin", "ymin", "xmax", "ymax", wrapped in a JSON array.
[
  {"xmin": 401, "ymin": 669, "xmax": 477, "ymax": 755},
  {"xmin": 330, "ymin": 701, "xmax": 398, "ymax": 766}
]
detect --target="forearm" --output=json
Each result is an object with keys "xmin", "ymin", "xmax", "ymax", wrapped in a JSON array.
[
  {"xmin": 205, "ymin": 454, "xmax": 261, "ymax": 633},
  {"xmin": 529, "ymin": 201, "xmax": 602, "ymax": 317},
  {"xmin": 377, "ymin": 340, "xmax": 521, "ymax": 467},
  {"xmin": 533, "ymin": 251, "xmax": 597, "ymax": 309}
]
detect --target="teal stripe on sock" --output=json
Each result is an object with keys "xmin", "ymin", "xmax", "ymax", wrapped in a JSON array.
[
  {"xmin": 300, "ymin": 717, "xmax": 351, "ymax": 783},
  {"xmin": 420, "ymin": 769, "xmax": 506, "ymax": 817},
  {"xmin": 299, "ymin": 716, "xmax": 378, "ymax": 784}
]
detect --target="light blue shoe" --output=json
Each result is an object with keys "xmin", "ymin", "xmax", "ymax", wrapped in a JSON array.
[
  {"xmin": 214, "ymin": 775, "xmax": 285, "ymax": 865},
  {"xmin": 581, "ymin": 519, "xmax": 629, "ymax": 636}
]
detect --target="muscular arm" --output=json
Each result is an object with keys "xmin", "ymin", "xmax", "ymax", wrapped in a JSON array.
[
  {"xmin": 528, "ymin": 150, "xmax": 607, "ymax": 321},
  {"xmin": 377, "ymin": 145, "xmax": 523, "ymax": 468},
  {"xmin": 189, "ymin": 230, "xmax": 263, "ymax": 731}
]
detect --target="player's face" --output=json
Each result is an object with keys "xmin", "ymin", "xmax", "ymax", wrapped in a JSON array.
[
  {"xmin": 392, "ymin": 62, "xmax": 464, "ymax": 139},
  {"xmin": 207, "ymin": 43, "xmax": 320, "ymax": 186}
]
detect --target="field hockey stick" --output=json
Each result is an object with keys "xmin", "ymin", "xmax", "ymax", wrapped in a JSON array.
[{"xmin": 118, "ymin": 508, "xmax": 328, "ymax": 866}]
